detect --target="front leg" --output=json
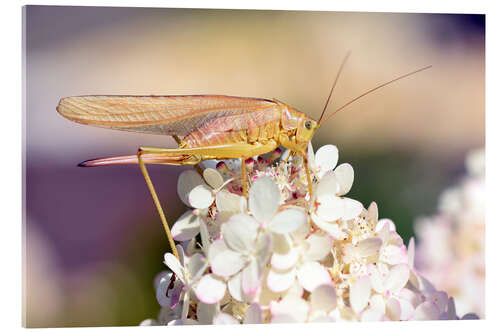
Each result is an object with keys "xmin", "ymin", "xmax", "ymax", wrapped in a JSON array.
[
  {"xmin": 279, "ymin": 134, "xmax": 313, "ymax": 196},
  {"xmin": 298, "ymin": 151, "xmax": 313, "ymax": 196}
]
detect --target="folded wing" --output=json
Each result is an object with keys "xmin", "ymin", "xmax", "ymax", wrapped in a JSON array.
[{"xmin": 57, "ymin": 95, "xmax": 279, "ymax": 136}]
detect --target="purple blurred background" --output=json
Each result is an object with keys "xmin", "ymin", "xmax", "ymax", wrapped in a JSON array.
[{"xmin": 23, "ymin": 6, "xmax": 484, "ymax": 327}]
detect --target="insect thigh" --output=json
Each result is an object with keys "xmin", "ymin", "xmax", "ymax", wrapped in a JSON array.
[{"xmin": 139, "ymin": 141, "xmax": 280, "ymax": 160}]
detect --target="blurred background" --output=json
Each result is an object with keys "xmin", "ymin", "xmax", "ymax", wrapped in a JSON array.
[{"xmin": 23, "ymin": 6, "xmax": 484, "ymax": 327}]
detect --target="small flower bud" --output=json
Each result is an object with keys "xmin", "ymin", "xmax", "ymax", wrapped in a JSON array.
[
  {"xmin": 245, "ymin": 158, "xmax": 254, "ymax": 172},
  {"xmin": 270, "ymin": 147, "xmax": 282, "ymax": 161},
  {"xmin": 216, "ymin": 161, "xmax": 229, "ymax": 174}
]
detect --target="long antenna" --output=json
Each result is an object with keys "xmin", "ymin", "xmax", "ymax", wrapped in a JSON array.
[
  {"xmin": 317, "ymin": 51, "xmax": 351, "ymax": 124},
  {"xmin": 319, "ymin": 65, "xmax": 432, "ymax": 127}
]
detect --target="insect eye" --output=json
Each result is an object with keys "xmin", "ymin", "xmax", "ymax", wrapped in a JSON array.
[{"xmin": 304, "ymin": 120, "xmax": 312, "ymax": 130}]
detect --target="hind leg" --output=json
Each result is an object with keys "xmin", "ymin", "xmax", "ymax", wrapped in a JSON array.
[
  {"xmin": 137, "ymin": 150, "xmax": 180, "ymax": 260},
  {"xmin": 139, "ymin": 141, "xmax": 279, "ymax": 199}
]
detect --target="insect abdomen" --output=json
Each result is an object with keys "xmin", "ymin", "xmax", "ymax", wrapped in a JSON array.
[{"xmin": 182, "ymin": 109, "xmax": 281, "ymax": 147}]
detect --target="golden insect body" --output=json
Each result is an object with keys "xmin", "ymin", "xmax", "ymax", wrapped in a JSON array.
[
  {"xmin": 57, "ymin": 95, "xmax": 317, "ymax": 189},
  {"xmin": 57, "ymin": 57, "xmax": 431, "ymax": 260}
]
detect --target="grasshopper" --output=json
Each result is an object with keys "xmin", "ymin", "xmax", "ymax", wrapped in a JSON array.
[{"xmin": 57, "ymin": 54, "xmax": 430, "ymax": 259}]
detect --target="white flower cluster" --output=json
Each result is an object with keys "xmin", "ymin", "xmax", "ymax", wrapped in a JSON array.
[
  {"xmin": 141, "ymin": 144, "xmax": 478, "ymax": 325},
  {"xmin": 415, "ymin": 149, "xmax": 485, "ymax": 318}
]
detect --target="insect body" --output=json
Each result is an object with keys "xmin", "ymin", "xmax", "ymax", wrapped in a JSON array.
[
  {"xmin": 57, "ymin": 95, "xmax": 317, "ymax": 191},
  {"xmin": 57, "ymin": 58, "xmax": 431, "ymax": 260},
  {"xmin": 58, "ymin": 95, "xmax": 315, "ymax": 162}
]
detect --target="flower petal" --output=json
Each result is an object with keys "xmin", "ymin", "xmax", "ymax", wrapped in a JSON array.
[
  {"xmin": 367, "ymin": 263, "xmax": 385, "ymax": 293},
  {"xmin": 427, "ymin": 291, "xmax": 448, "ymax": 313},
  {"xmin": 222, "ymin": 214, "xmax": 259, "ymax": 253},
  {"xmin": 333, "ymin": 163, "xmax": 354, "ymax": 195},
  {"xmin": 399, "ymin": 298, "xmax": 415, "ymax": 320},
  {"xmin": 309, "ymin": 312, "xmax": 335, "ymax": 322},
  {"xmin": 398, "ymin": 288, "xmax": 420, "ymax": 307},
  {"xmin": 270, "ymin": 296, "xmax": 309, "ymax": 323},
  {"xmin": 257, "ymin": 269, "xmax": 283, "ymax": 306},
  {"xmin": 386, "ymin": 298, "xmax": 401, "ymax": 321},
  {"xmin": 213, "ymin": 313, "xmax": 239, "ymax": 324},
  {"xmin": 154, "ymin": 270, "xmax": 171, "ymax": 290},
  {"xmin": 203, "ymin": 168, "xmax": 224, "ymax": 189},
  {"xmin": 315, "ymin": 145, "xmax": 339, "ymax": 178},
  {"xmin": 446, "ymin": 297, "xmax": 457, "ymax": 320},
  {"xmin": 341, "ymin": 198, "xmax": 364, "ymax": 220},
  {"xmin": 367, "ymin": 202, "xmax": 379, "ymax": 221},
  {"xmin": 269, "ymin": 209, "xmax": 307, "ymax": 234},
  {"xmin": 316, "ymin": 171, "xmax": 340, "ymax": 197},
  {"xmin": 255, "ymin": 234, "xmax": 273, "ymax": 267},
  {"xmin": 169, "ymin": 282, "xmax": 183, "ymax": 309},
  {"xmin": 357, "ymin": 237, "xmax": 383, "ymax": 257},
  {"xmin": 370, "ymin": 294, "xmax": 386, "ymax": 314},
  {"xmin": 177, "ymin": 170, "xmax": 204, "ymax": 206},
  {"xmin": 350, "ymin": 275, "xmax": 371, "ymax": 313},
  {"xmin": 381, "ymin": 245, "xmax": 407, "ymax": 265},
  {"xmin": 207, "ymin": 238, "xmax": 226, "ymax": 263},
  {"xmin": 164, "ymin": 253, "xmax": 185, "ymax": 283},
  {"xmin": 267, "ymin": 268, "xmax": 296, "ymax": 293},
  {"xmin": 188, "ymin": 184, "xmax": 215, "ymax": 209},
  {"xmin": 270, "ymin": 314, "xmax": 297, "ymax": 323},
  {"xmin": 408, "ymin": 237, "xmax": 415, "ymax": 269},
  {"xmin": 361, "ymin": 308, "xmax": 384, "ymax": 322},
  {"xmin": 227, "ymin": 272, "xmax": 244, "ymax": 302},
  {"xmin": 243, "ymin": 303, "xmax": 262, "ymax": 324},
  {"xmin": 181, "ymin": 291, "xmax": 190, "ymax": 319},
  {"xmin": 272, "ymin": 233, "xmax": 292, "ymax": 254},
  {"xmin": 216, "ymin": 190, "xmax": 245, "ymax": 223},
  {"xmin": 376, "ymin": 218, "xmax": 396, "ymax": 232},
  {"xmin": 342, "ymin": 245, "xmax": 358, "ymax": 264},
  {"xmin": 414, "ymin": 301, "xmax": 440, "ymax": 320},
  {"xmin": 195, "ymin": 274, "xmax": 227, "ymax": 304},
  {"xmin": 461, "ymin": 313, "xmax": 480, "ymax": 320},
  {"xmin": 270, "ymin": 245, "xmax": 299, "ymax": 270},
  {"xmin": 311, "ymin": 214, "xmax": 347, "ymax": 240},
  {"xmin": 311, "ymin": 284, "xmax": 337, "ymax": 312},
  {"xmin": 209, "ymin": 239, "xmax": 247, "ymax": 278},
  {"xmin": 140, "ymin": 319, "xmax": 157, "ymax": 326},
  {"xmin": 242, "ymin": 258, "xmax": 262, "ymax": 295},
  {"xmin": 316, "ymin": 195, "xmax": 344, "ymax": 221},
  {"xmin": 385, "ymin": 264, "xmax": 410, "ymax": 294},
  {"xmin": 305, "ymin": 232, "xmax": 333, "ymax": 261},
  {"xmin": 248, "ymin": 176, "xmax": 280, "ymax": 223},
  {"xmin": 285, "ymin": 279, "xmax": 304, "ymax": 299},
  {"xmin": 415, "ymin": 274, "xmax": 437, "ymax": 294},
  {"xmin": 156, "ymin": 275, "xmax": 173, "ymax": 307},
  {"xmin": 187, "ymin": 253, "xmax": 207, "ymax": 280},
  {"xmin": 297, "ymin": 261, "xmax": 331, "ymax": 292},
  {"xmin": 177, "ymin": 246, "xmax": 186, "ymax": 262},
  {"xmin": 171, "ymin": 210, "xmax": 201, "ymax": 241}
]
